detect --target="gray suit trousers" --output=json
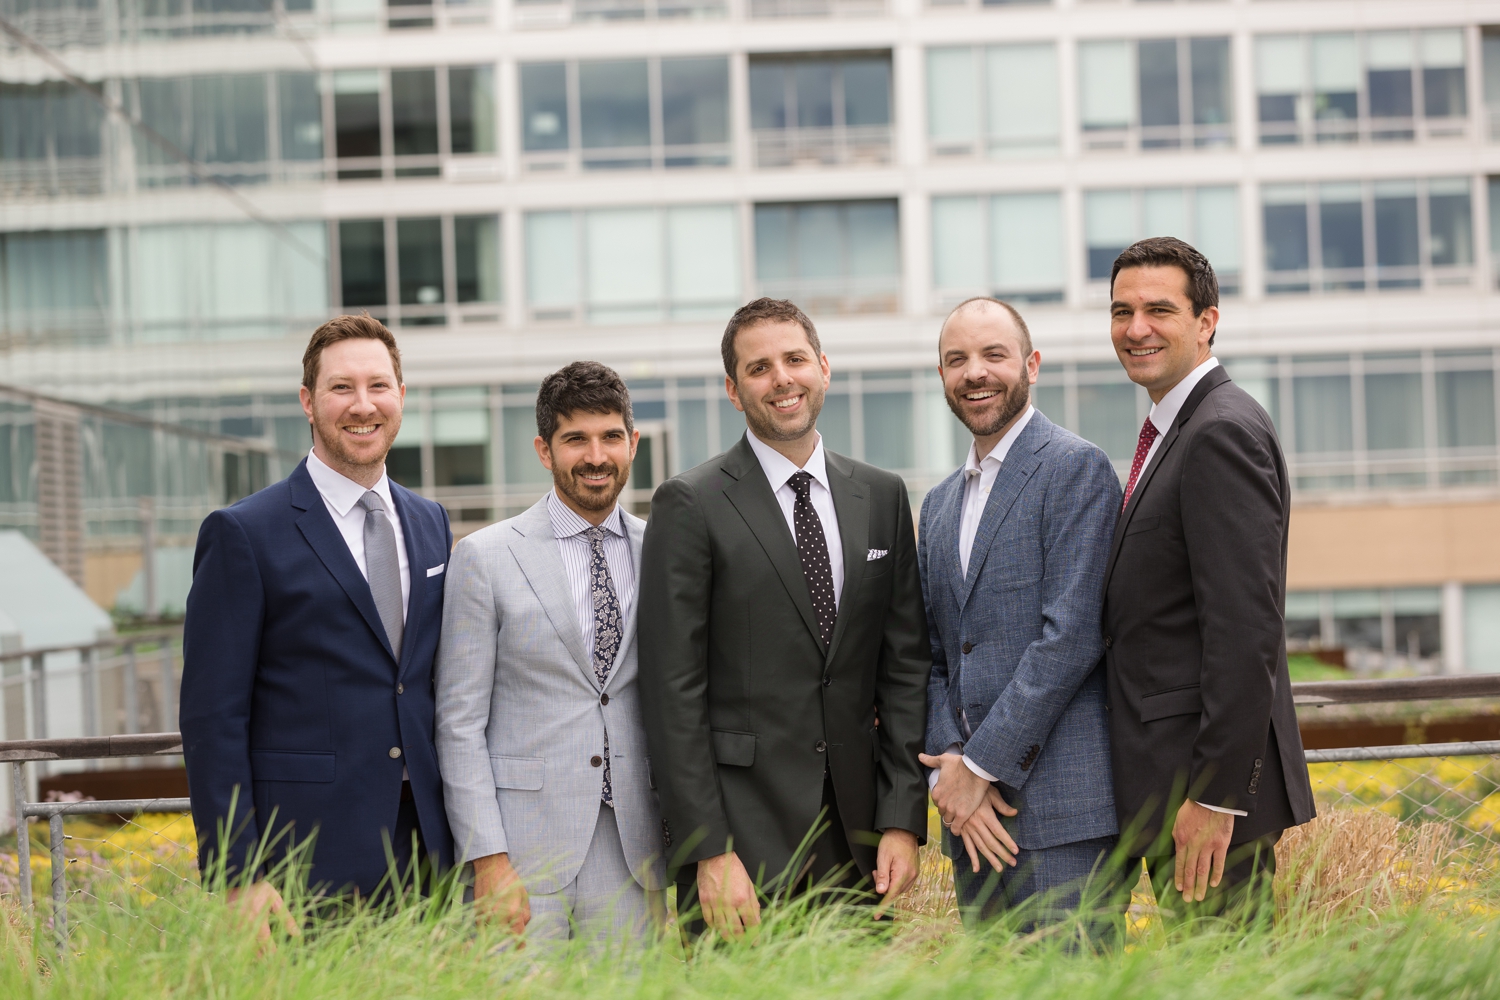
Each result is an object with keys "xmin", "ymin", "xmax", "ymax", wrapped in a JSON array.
[{"xmin": 527, "ymin": 803, "xmax": 662, "ymax": 944}]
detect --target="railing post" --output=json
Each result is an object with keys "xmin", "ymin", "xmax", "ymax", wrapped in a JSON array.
[
  {"xmin": 11, "ymin": 761, "xmax": 30, "ymax": 913},
  {"xmin": 123, "ymin": 642, "xmax": 139, "ymax": 736},
  {"xmin": 159, "ymin": 642, "xmax": 177, "ymax": 732},
  {"xmin": 30, "ymin": 653, "xmax": 46, "ymax": 778},
  {"xmin": 49, "ymin": 812, "xmax": 66, "ymax": 952},
  {"xmin": 81, "ymin": 647, "xmax": 100, "ymax": 768}
]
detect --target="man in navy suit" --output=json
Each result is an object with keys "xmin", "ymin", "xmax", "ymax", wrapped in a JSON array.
[
  {"xmin": 181, "ymin": 315, "xmax": 454, "ymax": 926},
  {"xmin": 918, "ymin": 298, "xmax": 1123, "ymax": 933}
]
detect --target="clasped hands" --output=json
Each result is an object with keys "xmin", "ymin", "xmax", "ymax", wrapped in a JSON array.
[{"xmin": 918, "ymin": 752, "xmax": 1020, "ymax": 874}]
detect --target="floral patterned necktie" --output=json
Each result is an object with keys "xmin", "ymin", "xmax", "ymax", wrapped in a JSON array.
[{"xmin": 586, "ymin": 525, "xmax": 621, "ymax": 806}]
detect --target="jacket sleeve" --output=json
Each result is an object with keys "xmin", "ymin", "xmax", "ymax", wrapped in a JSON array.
[
  {"xmin": 1181, "ymin": 408, "xmax": 1286, "ymax": 814},
  {"xmin": 873, "ymin": 482, "xmax": 934, "ymax": 840},
  {"xmin": 433, "ymin": 534, "xmax": 509, "ymax": 863},
  {"xmin": 918, "ymin": 490, "xmax": 962, "ymax": 756},
  {"xmin": 962, "ymin": 444, "xmax": 1121, "ymax": 789},
  {"xmin": 636, "ymin": 477, "xmax": 734, "ymax": 867},
  {"xmin": 179, "ymin": 508, "xmax": 264, "ymax": 882}
]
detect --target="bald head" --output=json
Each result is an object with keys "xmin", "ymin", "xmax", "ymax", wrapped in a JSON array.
[{"xmin": 939, "ymin": 297, "xmax": 1033, "ymax": 358}]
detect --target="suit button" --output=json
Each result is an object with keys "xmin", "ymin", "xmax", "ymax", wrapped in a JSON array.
[
  {"xmin": 1103, "ymin": 635, "xmax": 1113, "ymax": 649},
  {"xmin": 396, "ymin": 683, "xmax": 404, "ymax": 695},
  {"xmin": 590, "ymin": 755, "xmax": 603, "ymax": 767},
  {"xmin": 388, "ymin": 747, "xmax": 402, "ymax": 759},
  {"xmin": 814, "ymin": 740, "xmax": 827, "ymax": 753},
  {"xmin": 600, "ymin": 693, "xmax": 610, "ymax": 706},
  {"xmin": 961, "ymin": 642, "xmax": 973, "ymax": 655},
  {"xmin": 822, "ymin": 675, "xmax": 832, "ymax": 687}
]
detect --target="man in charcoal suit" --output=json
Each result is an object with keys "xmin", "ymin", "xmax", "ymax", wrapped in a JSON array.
[
  {"xmin": 919, "ymin": 298, "xmax": 1123, "ymax": 933},
  {"xmin": 436, "ymin": 362, "xmax": 665, "ymax": 942},
  {"xmin": 1102, "ymin": 237, "xmax": 1315, "ymax": 918}
]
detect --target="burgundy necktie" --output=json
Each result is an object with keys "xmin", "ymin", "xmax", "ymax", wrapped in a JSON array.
[{"xmin": 1122, "ymin": 418, "xmax": 1160, "ymax": 512}]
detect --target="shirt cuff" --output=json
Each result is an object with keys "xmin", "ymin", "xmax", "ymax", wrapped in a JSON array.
[
  {"xmin": 926, "ymin": 744, "xmax": 965, "ymax": 790},
  {"xmin": 1193, "ymin": 799, "xmax": 1248, "ymax": 817},
  {"xmin": 962, "ymin": 754, "xmax": 999, "ymax": 784}
]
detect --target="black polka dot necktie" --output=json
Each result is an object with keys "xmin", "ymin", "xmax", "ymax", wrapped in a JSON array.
[{"xmin": 789, "ymin": 471, "xmax": 837, "ymax": 648}]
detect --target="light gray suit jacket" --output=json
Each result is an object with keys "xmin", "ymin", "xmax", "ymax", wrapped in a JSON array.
[{"xmin": 435, "ymin": 497, "xmax": 666, "ymax": 895}]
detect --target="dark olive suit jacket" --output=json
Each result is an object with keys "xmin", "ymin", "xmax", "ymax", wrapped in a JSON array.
[
  {"xmin": 637, "ymin": 435, "xmax": 931, "ymax": 887},
  {"xmin": 1101, "ymin": 365, "xmax": 1316, "ymax": 854}
]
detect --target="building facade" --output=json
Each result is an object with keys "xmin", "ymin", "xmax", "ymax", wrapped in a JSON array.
[{"xmin": 3, "ymin": 0, "xmax": 1500, "ymax": 670}]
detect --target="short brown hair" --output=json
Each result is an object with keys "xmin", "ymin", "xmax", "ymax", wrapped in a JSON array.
[
  {"xmin": 301, "ymin": 313, "xmax": 403, "ymax": 390},
  {"xmin": 1109, "ymin": 237, "xmax": 1220, "ymax": 345},
  {"xmin": 535, "ymin": 361, "xmax": 634, "ymax": 445},
  {"xmin": 721, "ymin": 297, "xmax": 822, "ymax": 381},
  {"xmin": 941, "ymin": 297, "xmax": 1034, "ymax": 357}
]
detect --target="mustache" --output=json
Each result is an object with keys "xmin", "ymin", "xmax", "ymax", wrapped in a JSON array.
[{"xmin": 569, "ymin": 462, "xmax": 620, "ymax": 480}]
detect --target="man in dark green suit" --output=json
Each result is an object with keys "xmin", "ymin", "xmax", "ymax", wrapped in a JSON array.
[{"xmin": 638, "ymin": 297, "xmax": 931, "ymax": 938}]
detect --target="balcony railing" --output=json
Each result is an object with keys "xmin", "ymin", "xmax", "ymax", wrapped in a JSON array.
[
  {"xmin": 747, "ymin": 0, "xmax": 885, "ymax": 17},
  {"xmin": 1259, "ymin": 115, "xmax": 1469, "ymax": 147},
  {"xmin": 512, "ymin": 0, "xmax": 725, "ymax": 25},
  {"xmin": 1081, "ymin": 122, "xmax": 1234, "ymax": 153},
  {"xmin": 1265, "ymin": 264, "xmax": 1474, "ymax": 297},
  {"xmin": 521, "ymin": 142, "xmax": 731, "ymax": 174},
  {"xmin": 0, "ymin": 158, "xmax": 106, "ymax": 199},
  {"xmin": 752, "ymin": 125, "xmax": 892, "ymax": 169}
]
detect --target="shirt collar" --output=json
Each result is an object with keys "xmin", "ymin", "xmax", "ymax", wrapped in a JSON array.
[
  {"xmin": 546, "ymin": 489, "xmax": 625, "ymax": 540},
  {"xmin": 746, "ymin": 430, "xmax": 831, "ymax": 495},
  {"xmin": 306, "ymin": 448, "xmax": 393, "ymax": 517},
  {"xmin": 963, "ymin": 405, "xmax": 1035, "ymax": 478},
  {"xmin": 1148, "ymin": 357, "xmax": 1221, "ymax": 436}
]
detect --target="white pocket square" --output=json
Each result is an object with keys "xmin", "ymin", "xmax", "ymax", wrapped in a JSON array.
[
  {"xmin": 867, "ymin": 549, "xmax": 889, "ymax": 561},
  {"xmin": 426, "ymin": 563, "xmax": 446, "ymax": 577}
]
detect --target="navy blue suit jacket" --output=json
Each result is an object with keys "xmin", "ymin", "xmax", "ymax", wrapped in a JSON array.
[
  {"xmin": 180, "ymin": 459, "xmax": 454, "ymax": 895},
  {"xmin": 918, "ymin": 411, "xmax": 1122, "ymax": 852}
]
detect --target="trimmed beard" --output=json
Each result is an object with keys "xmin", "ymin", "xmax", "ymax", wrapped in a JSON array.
[
  {"xmin": 741, "ymin": 383, "xmax": 826, "ymax": 443},
  {"xmin": 553, "ymin": 461, "xmax": 630, "ymax": 513},
  {"xmin": 945, "ymin": 376, "xmax": 1030, "ymax": 438}
]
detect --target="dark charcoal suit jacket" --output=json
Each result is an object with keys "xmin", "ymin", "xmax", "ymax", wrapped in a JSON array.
[
  {"xmin": 637, "ymin": 435, "xmax": 931, "ymax": 887},
  {"xmin": 1101, "ymin": 365, "xmax": 1315, "ymax": 854}
]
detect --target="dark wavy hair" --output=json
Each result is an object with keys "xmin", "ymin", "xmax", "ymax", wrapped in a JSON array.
[
  {"xmin": 1110, "ymin": 236, "xmax": 1220, "ymax": 346},
  {"xmin": 720, "ymin": 297, "xmax": 821, "ymax": 381},
  {"xmin": 535, "ymin": 361, "xmax": 634, "ymax": 445}
]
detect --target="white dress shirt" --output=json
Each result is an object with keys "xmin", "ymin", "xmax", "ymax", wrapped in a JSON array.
[
  {"xmin": 546, "ymin": 490, "xmax": 636, "ymax": 659},
  {"xmin": 958, "ymin": 405, "xmax": 1036, "ymax": 579},
  {"xmin": 1132, "ymin": 357, "xmax": 1245, "ymax": 818},
  {"xmin": 746, "ymin": 430, "xmax": 845, "ymax": 610},
  {"xmin": 305, "ymin": 448, "xmax": 410, "ymax": 619}
]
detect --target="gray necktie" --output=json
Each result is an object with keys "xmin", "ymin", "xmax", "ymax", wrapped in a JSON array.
[{"xmin": 359, "ymin": 490, "xmax": 404, "ymax": 660}]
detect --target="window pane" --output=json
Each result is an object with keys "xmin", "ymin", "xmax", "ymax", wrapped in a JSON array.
[
  {"xmin": 579, "ymin": 60, "xmax": 650, "ymax": 154},
  {"xmin": 333, "ymin": 70, "xmax": 382, "ymax": 159},
  {"xmin": 1318, "ymin": 182, "xmax": 1365, "ymax": 285},
  {"xmin": 795, "ymin": 62, "xmax": 835, "ymax": 129},
  {"xmin": 520, "ymin": 63, "xmax": 569, "ymax": 153},
  {"xmin": 585, "ymin": 208, "xmax": 661, "ymax": 321},
  {"xmin": 927, "ymin": 48, "xmax": 977, "ymax": 142},
  {"xmin": 1138, "ymin": 38, "xmax": 1180, "ymax": 138},
  {"xmin": 1077, "ymin": 382, "xmax": 1138, "ymax": 461},
  {"xmin": 1263, "ymin": 184, "xmax": 1310, "ymax": 281},
  {"xmin": 1311, "ymin": 33, "xmax": 1359, "ymax": 123},
  {"xmin": 987, "ymin": 43, "xmax": 1059, "ymax": 152},
  {"xmin": 661, "ymin": 57, "xmax": 729, "ymax": 147},
  {"xmin": 1256, "ymin": 35, "xmax": 1303, "ymax": 138},
  {"xmin": 819, "ymin": 393, "xmax": 852, "ymax": 457},
  {"xmin": 754, "ymin": 205, "xmax": 793, "ymax": 282},
  {"xmin": 278, "ymin": 72, "xmax": 323, "ymax": 160},
  {"xmin": 194, "ymin": 74, "xmax": 268, "ymax": 164},
  {"xmin": 719, "ymin": 397, "xmax": 746, "ymax": 452},
  {"xmin": 1079, "ymin": 40, "xmax": 1133, "ymax": 129},
  {"xmin": 1437, "ymin": 370, "xmax": 1497, "ymax": 448},
  {"xmin": 391, "ymin": 69, "xmax": 438, "ymax": 156},
  {"xmin": 1423, "ymin": 29, "xmax": 1468, "ymax": 118},
  {"xmin": 1429, "ymin": 179, "xmax": 1474, "ymax": 267},
  {"xmin": 1373, "ymin": 180, "xmax": 1419, "ymax": 286},
  {"xmin": 1293, "ymin": 374, "xmax": 1353, "ymax": 453},
  {"xmin": 847, "ymin": 201, "xmax": 900, "ymax": 278},
  {"xmin": 931, "ymin": 196, "xmax": 984, "ymax": 291},
  {"xmin": 454, "ymin": 215, "xmax": 500, "ymax": 303},
  {"xmin": 138, "ymin": 77, "xmax": 189, "ymax": 168},
  {"xmin": 339, "ymin": 219, "xmax": 386, "ymax": 307},
  {"xmin": 449, "ymin": 66, "xmax": 496, "ymax": 154},
  {"xmin": 843, "ymin": 58, "xmax": 891, "ymax": 128},
  {"xmin": 864, "ymin": 391, "xmax": 913, "ymax": 470},
  {"xmin": 991, "ymin": 192, "xmax": 1063, "ymax": 300},
  {"xmin": 1190, "ymin": 37, "xmax": 1233, "ymax": 127},
  {"xmin": 0, "ymin": 230, "xmax": 109, "ymax": 338},
  {"xmin": 1143, "ymin": 188, "xmax": 1188, "ymax": 240},
  {"xmin": 1366, "ymin": 32, "xmax": 1415, "ymax": 120},
  {"xmin": 1365, "ymin": 371, "xmax": 1424, "ymax": 450},
  {"xmin": 796, "ymin": 204, "xmax": 843, "ymax": 281},
  {"xmin": 525, "ymin": 211, "xmax": 576, "ymax": 308},
  {"xmin": 396, "ymin": 218, "xmax": 443, "ymax": 309},
  {"xmin": 749, "ymin": 63, "xmax": 788, "ymax": 130},
  {"xmin": 666, "ymin": 205, "xmax": 739, "ymax": 317},
  {"xmin": 504, "ymin": 404, "xmax": 552, "ymax": 485},
  {"xmin": 1194, "ymin": 186, "xmax": 1241, "ymax": 276},
  {"xmin": 1085, "ymin": 189, "xmax": 1133, "ymax": 280}
]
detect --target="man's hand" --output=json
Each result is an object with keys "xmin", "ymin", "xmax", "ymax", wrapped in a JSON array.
[
  {"xmin": 473, "ymin": 852, "xmax": 530, "ymax": 936},
  {"xmin": 697, "ymin": 850, "xmax": 761, "ymax": 940},
  {"xmin": 872, "ymin": 828, "xmax": 919, "ymax": 919},
  {"xmin": 955, "ymin": 791, "xmax": 1020, "ymax": 873},
  {"xmin": 1171, "ymin": 799, "xmax": 1235, "ymax": 902},
  {"xmin": 920, "ymin": 752, "xmax": 1007, "ymax": 832},
  {"xmin": 226, "ymin": 880, "xmax": 299, "ymax": 949}
]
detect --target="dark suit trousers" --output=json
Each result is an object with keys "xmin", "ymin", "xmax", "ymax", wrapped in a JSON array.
[
  {"xmin": 1135, "ymin": 832, "xmax": 1279, "ymax": 924},
  {"xmin": 944, "ymin": 829, "xmax": 1123, "ymax": 939}
]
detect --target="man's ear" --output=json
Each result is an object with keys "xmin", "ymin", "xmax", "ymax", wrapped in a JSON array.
[
  {"xmin": 533, "ymin": 434, "xmax": 555, "ymax": 472},
  {"xmin": 725, "ymin": 374, "xmax": 746, "ymax": 413}
]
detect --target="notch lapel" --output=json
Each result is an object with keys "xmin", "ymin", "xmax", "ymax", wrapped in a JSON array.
[
  {"xmin": 388, "ymin": 483, "xmax": 427, "ymax": 681},
  {"xmin": 823, "ymin": 453, "xmax": 868, "ymax": 665},
  {"xmin": 931, "ymin": 474, "xmax": 966, "ymax": 608},
  {"xmin": 720, "ymin": 440, "xmax": 825, "ymax": 651},
  {"xmin": 508, "ymin": 501, "xmax": 598, "ymax": 691},
  {"xmin": 290, "ymin": 463, "xmax": 396, "ymax": 664},
  {"xmin": 957, "ymin": 418, "xmax": 1047, "ymax": 610}
]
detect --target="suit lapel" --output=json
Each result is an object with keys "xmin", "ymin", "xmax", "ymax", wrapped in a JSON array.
[
  {"xmin": 932, "ymin": 474, "xmax": 966, "ymax": 608},
  {"xmin": 508, "ymin": 499, "xmax": 599, "ymax": 691},
  {"xmin": 720, "ymin": 438, "xmax": 826, "ymax": 651},
  {"xmin": 601, "ymin": 512, "xmax": 645, "ymax": 692},
  {"xmin": 290, "ymin": 462, "xmax": 396, "ymax": 664},
  {"xmin": 389, "ymin": 483, "xmax": 426, "ymax": 681},
  {"xmin": 957, "ymin": 416, "xmax": 1047, "ymax": 610},
  {"xmin": 824, "ymin": 453, "xmax": 868, "ymax": 665}
]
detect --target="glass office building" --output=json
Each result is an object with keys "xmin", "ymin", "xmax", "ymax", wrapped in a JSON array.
[{"xmin": 4, "ymin": 0, "xmax": 1500, "ymax": 669}]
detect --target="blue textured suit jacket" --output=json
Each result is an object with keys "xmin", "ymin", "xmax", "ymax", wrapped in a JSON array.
[
  {"xmin": 180, "ymin": 459, "xmax": 454, "ymax": 895},
  {"xmin": 919, "ymin": 411, "xmax": 1122, "ymax": 852}
]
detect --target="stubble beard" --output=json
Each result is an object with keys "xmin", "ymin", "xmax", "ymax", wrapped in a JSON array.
[
  {"xmin": 743, "ymin": 383, "xmax": 826, "ymax": 443},
  {"xmin": 313, "ymin": 410, "xmax": 398, "ymax": 478},
  {"xmin": 555, "ymin": 461, "xmax": 629, "ymax": 513},
  {"xmin": 946, "ymin": 377, "xmax": 1030, "ymax": 438}
]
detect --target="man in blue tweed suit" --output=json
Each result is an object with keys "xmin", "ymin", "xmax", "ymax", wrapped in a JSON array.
[{"xmin": 918, "ymin": 298, "xmax": 1124, "ymax": 932}]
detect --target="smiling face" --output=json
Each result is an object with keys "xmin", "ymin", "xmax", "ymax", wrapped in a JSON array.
[
  {"xmin": 725, "ymin": 319, "xmax": 830, "ymax": 449},
  {"xmin": 939, "ymin": 302, "xmax": 1040, "ymax": 453},
  {"xmin": 299, "ymin": 337, "xmax": 405, "ymax": 487},
  {"xmin": 1110, "ymin": 264, "xmax": 1219, "ymax": 402},
  {"xmin": 535, "ymin": 409, "xmax": 638, "ymax": 523}
]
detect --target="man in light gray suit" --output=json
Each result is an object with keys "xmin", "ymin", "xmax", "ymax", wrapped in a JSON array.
[
  {"xmin": 918, "ymin": 299, "xmax": 1124, "ymax": 934},
  {"xmin": 436, "ymin": 362, "xmax": 665, "ymax": 942}
]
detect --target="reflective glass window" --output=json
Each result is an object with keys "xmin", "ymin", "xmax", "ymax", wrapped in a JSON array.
[
  {"xmin": 1366, "ymin": 32, "xmax": 1414, "ymax": 121},
  {"xmin": 454, "ymin": 216, "xmax": 500, "ymax": 303},
  {"xmin": 391, "ymin": 68, "xmax": 439, "ymax": 166},
  {"xmin": 1138, "ymin": 38, "xmax": 1180, "ymax": 147},
  {"xmin": 525, "ymin": 211, "xmax": 578, "ymax": 311},
  {"xmin": 520, "ymin": 63, "xmax": 569, "ymax": 153},
  {"xmin": 1373, "ymin": 181, "xmax": 1419, "ymax": 288},
  {"xmin": 333, "ymin": 70, "xmax": 382, "ymax": 177},
  {"xmin": 449, "ymin": 66, "xmax": 496, "ymax": 154},
  {"xmin": 661, "ymin": 57, "xmax": 729, "ymax": 165},
  {"xmin": 339, "ymin": 219, "xmax": 387, "ymax": 308},
  {"xmin": 1077, "ymin": 382, "xmax": 1138, "ymax": 461},
  {"xmin": 278, "ymin": 73, "xmax": 323, "ymax": 160},
  {"xmin": 1293, "ymin": 373, "xmax": 1354, "ymax": 453},
  {"xmin": 0, "ymin": 229, "xmax": 109, "ymax": 339},
  {"xmin": 1437, "ymin": 370, "xmax": 1497, "ymax": 448},
  {"xmin": 864, "ymin": 391, "xmax": 913, "ymax": 471},
  {"xmin": 843, "ymin": 58, "xmax": 891, "ymax": 128},
  {"xmin": 1318, "ymin": 182, "xmax": 1365, "ymax": 289},
  {"xmin": 1364, "ymin": 371, "xmax": 1424, "ymax": 451},
  {"xmin": 579, "ymin": 60, "xmax": 651, "ymax": 163},
  {"xmin": 1312, "ymin": 34, "xmax": 1360, "ymax": 131},
  {"xmin": 1078, "ymin": 40, "xmax": 1133, "ymax": 132},
  {"xmin": 987, "ymin": 44, "xmax": 1059, "ymax": 154},
  {"xmin": 1429, "ymin": 178, "xmax": 1474, "ymax": 268},
  {"xmin": 991, "ymin": 193, "xmax": 1064, "ymax": 302},
  {"xmin": 1422, "ymin": 29, "xmax": 1467, "ymax": 118},
  {"xmin": 927, "ymin": 49, "xmax": 977, "ymax": 144},
  {"xmin": 396, "ymin": 218, "xmax": 444, "ymax": 323},
  {"xmin": 1190, "ymin": 37, "xmax": 1233, "ymax": 129}
]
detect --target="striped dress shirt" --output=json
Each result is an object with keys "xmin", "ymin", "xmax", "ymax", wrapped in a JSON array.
[{"xmin": 546, "ymin": 490, "xmax": 636, "ymax": 658}]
